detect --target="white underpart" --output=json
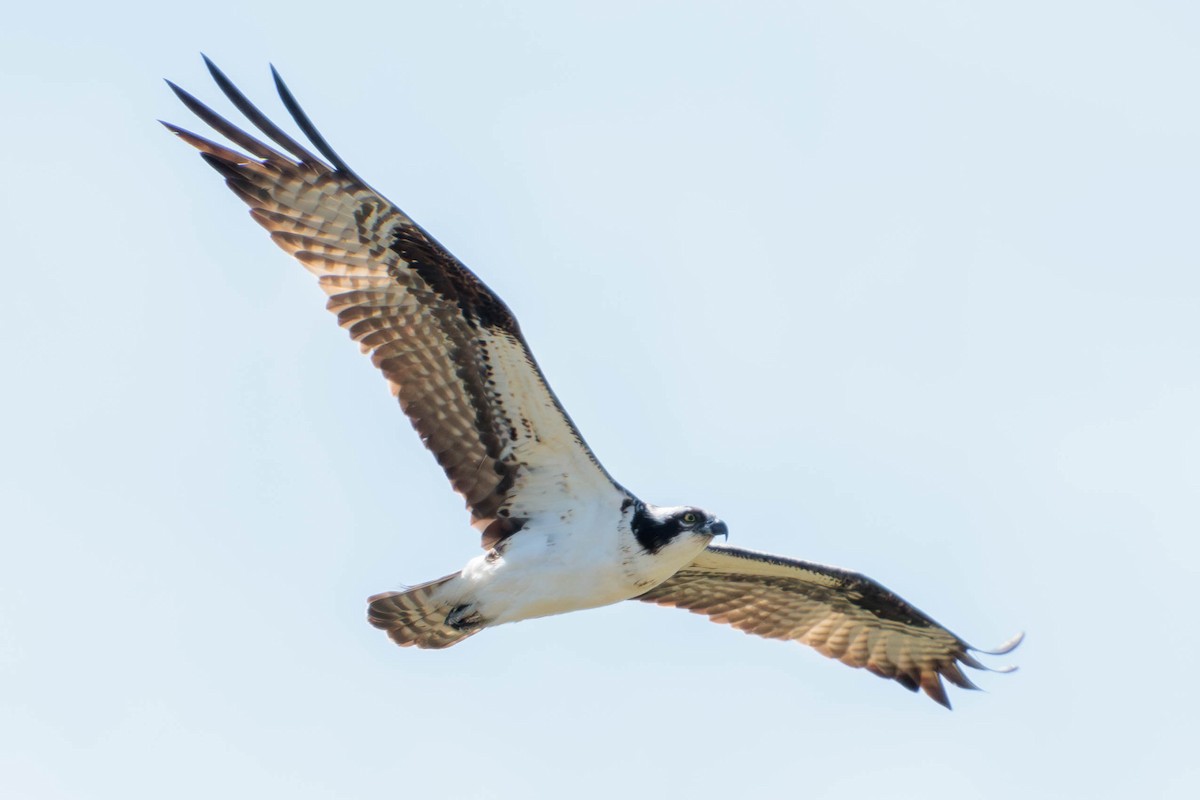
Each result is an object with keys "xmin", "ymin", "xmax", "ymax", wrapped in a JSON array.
[
  {"xmin": 443, "ymin": 500, "xmax": 712, "ymax": 626},
  {"xmin": 480, "ymin": 329, "xmax": 618, "ymax": 507},
  {"xmin": 425, "ymin": 327, "xmax": 696, "ymax": 626}
]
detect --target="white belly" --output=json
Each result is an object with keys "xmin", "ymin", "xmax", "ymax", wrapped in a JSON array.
[{"xmin": 453, "ymin": 504, "xmax": 706, "ymax": 626}]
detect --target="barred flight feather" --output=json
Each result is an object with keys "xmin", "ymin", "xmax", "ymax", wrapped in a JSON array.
[
  {"xmin": 166, "ymin": 58, "xmax": 1021, "ymax": 709},
  {"xmin": 165, "ymin": 58, "xmax": 622, "ymax": 549},
  {"xmin": 637, "ymin": 545, "xmax": 1021, "ymax": 709}
]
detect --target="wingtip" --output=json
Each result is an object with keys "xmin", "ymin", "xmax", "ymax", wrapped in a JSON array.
[
  {"xmin": 271, "ymin": 63, "xmax": 294, "ymax": 104},
  {"xmin": 271, "ymin": 64, "xmax": 298, "ymax": 109},
  {"xmin": 921, "ymin": 673, "xmax": 953, "ymax": 709},
  {"xmin": 200, "ymin": 54, "xmax": 224, "ymax": 85},
  {"xmin": 971, "ymin": 631, "xmax": 1025, "ymax": 656},
  {"xmin": 202, "ymin": 54, "xmax": 237, "ymax": 94},
  {"xmin": 163, "ymin": 78, "xmax": 210, "ymax": 114},
  {"xmin": 987, "ymin": 631, "xmax": 1025, "ymax": 655},
  {"xmin": 963, "ymin": 631, "xmax": 1024, "ymax": 673},
  {"xmin": 163, "ymin": 78, "xmax": 188, "ymax": 100},
  {"xmin": 268, "ymin": 64, "xmax": 361, "ymax": 180}
]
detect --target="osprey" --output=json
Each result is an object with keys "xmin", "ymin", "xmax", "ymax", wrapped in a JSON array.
[{"xmin": 165, "ymin": 58, "xmax": 1020, "ymax": 708}]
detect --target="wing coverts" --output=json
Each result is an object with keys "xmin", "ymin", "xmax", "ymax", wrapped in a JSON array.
[
  {"xmin": 164, "ymin": 59, "xmax": 621, "ymax": 549},
  {"xmin": 640, "ymin": 546, "xmax": 1021, "ymax": 708}
]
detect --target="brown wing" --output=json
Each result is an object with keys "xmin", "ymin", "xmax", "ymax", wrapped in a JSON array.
[
  {"xmin": 165, "ymin": 58, "xmax": 626, "ymax": 547},
  {"xmin": 637, "ymin": 545, "xmax": 1021, "ymax": 708}
]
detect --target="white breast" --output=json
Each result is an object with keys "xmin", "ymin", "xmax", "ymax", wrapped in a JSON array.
[{"xmin": 456, "ymin": 497, "xmax": 704, "ymax": 626}]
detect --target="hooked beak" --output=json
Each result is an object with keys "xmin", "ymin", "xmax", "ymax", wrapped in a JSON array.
[{"xmin": 705, "ymin": 519, "xmax": 729, "ymax": 540}]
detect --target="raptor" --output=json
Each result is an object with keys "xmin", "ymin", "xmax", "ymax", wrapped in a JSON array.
[{"xmin": 165, "ymin": 57, "xmax": 1020, "ymax": 708}]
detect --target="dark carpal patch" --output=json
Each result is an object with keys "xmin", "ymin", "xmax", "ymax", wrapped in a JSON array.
[
  {"xmin": 389, "ymin": 227, "xmax": 519, "ymax": 332},
  {"xmin": 837, "ymin": 577, "xmax": 936, "ymax": 628},
  {"xmin": 167, "ymin": 58, "xmax": 621, "ymax": 558}
]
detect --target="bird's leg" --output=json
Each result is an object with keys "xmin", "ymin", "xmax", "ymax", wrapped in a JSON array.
[{"xmin": 445, "ymin": 603, "xmax": 485, "ymax": 630}]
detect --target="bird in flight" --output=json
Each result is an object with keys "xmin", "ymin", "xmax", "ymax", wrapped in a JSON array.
[{"xmin": 164, "ymin": 57, "xmax": 1020, "ymax": 708}]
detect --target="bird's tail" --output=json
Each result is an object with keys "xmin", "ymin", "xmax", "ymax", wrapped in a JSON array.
[{"xmin": 367, "ymin": 573, "xmax": 480, "ymax": 649}]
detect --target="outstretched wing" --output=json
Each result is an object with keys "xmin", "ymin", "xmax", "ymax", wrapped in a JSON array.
[
  {"xmin": 636, "ymin": 545, "xmax": 1021, "ymax": 708},
  {"xmin": 165, "ymin": 58, "xmax": 626, "ymax": 547}
]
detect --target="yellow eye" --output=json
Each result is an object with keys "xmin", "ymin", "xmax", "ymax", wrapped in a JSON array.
[{"xmin": 681, "ymin": 512, "xmax": 699, "ymax": 526}]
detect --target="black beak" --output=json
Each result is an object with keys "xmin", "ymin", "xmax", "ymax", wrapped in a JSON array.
[{"xmin": 707, "ymin": 519, "xmax": 729, "ymax": 539}]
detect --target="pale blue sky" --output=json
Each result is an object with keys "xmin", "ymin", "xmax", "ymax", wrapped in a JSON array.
[{"xmin": 3, "ymin": 2, "xmax": 1198, "ymax": 798}]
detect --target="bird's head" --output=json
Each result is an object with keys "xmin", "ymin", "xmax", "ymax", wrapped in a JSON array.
[{"xmin": 631, "ymin": 503, "xmax": 728, "ymax": 555}]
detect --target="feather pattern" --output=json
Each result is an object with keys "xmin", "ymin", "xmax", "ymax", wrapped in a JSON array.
[
  {"xmin": 164, "ymin": 59, "xmax": 624, "ymax": 547},
  {"xmin": 636, "ymin": 545, "xmax": 1022, "ymax": 708},
  {"xmin": 166, "ymin": 60, "xmax": 1021, "ymax": 708}
]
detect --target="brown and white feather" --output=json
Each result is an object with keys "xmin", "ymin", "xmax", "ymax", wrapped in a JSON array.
[
  {"xmin": 166, "ymin": 61, "xmax": 1020, "ymax": 708},
  {"xmin": 636, "ymin": 545, "xmax": 1021, "ymax": 708},
  {"xmin": 164, "ymin": 62, "xmax": 623, "ymax": 548}
]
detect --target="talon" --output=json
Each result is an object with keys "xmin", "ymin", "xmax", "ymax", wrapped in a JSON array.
[{"xmin": 445, "ymin": 604, "xmax": 484, "ymax": 630}]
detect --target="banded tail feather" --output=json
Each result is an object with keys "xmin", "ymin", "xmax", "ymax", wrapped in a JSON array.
[
  {"xmin": 166, "ymin": 58, "xmax": 1022, "ymax": 708},
  {"xmin": 367, "ymin": 575, "xmax": 480, "ymax": 650}
]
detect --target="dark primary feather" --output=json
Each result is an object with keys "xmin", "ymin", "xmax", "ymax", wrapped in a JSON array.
[
  {"xmin": 637, "ymin": 545, "xmax": 1021, "ymax": 708},
  {"xmin": 164, "ymin": 58, "xmax": 623, "ymax": 548},
  {"xmin": 166, "ymin": 59, "xmax": 1021, "ymax": 708},
  {"xmin": 269, "ymin": 63, "xmax": 364, "ymax": 184},
  {"xmin": 200, "ymin": 54, "xmax": 319, "ymax": 165}
]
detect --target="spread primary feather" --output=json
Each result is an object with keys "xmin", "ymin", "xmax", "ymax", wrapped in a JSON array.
[{"xmin": 166, "ymin": 57, "xmax": 1020, "ymax": 708}]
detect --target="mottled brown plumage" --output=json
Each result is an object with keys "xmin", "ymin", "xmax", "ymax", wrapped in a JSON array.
[
  {"xmin": 166, "ymin": 59, "xmax": 1020, "ymax": 708},
  {"xmin": 638, "ymin": 546, "xmax": 1020, "ymax": 708},
  {"xmin": 164, "ymin": 58, "xmax": 619, "ymax": 550}
]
